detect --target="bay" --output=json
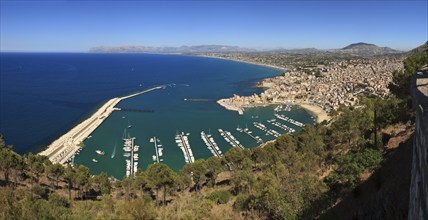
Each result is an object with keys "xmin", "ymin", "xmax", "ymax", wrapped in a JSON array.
[{"xmin": 0, "ymin": 53, "xmax": 314, "ymax": 178}]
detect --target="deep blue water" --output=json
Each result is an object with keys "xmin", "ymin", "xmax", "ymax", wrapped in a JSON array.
[
  {"xmin": 0, "ymin": 53, "xmax": 280, "ymax": 153},
  {"xmin": 0, "ymin": 53, "xmax": 315, "ymax": 177}
]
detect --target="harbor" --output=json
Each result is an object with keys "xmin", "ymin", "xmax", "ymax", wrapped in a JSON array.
[{"xmin": 71, "ymin": 103, "xmax": 315, "ymax": 177}]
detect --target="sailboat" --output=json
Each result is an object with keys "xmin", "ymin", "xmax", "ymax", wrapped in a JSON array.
[{"xmin": 127, "ymin": 120, "xmax": 132, "ymax": 128}]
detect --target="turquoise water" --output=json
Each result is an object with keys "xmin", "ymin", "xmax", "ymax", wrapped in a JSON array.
[
  {"xmin": 0, "ymin": 53, "xmax": 314, "ymax": 178},
  {"xmin": 74, "ymin": 91, "xmax": 314, "ymax": 178}
]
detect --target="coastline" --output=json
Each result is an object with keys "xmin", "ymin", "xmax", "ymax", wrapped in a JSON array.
[
  {"xmin": 39, "ymin": 86, "xmax": 162, "ymax": 164},
  {"xmin": 199, "ymin": 54, "xmax": 331, "ymax": 124},
  {"xmin": 218, "ymin": 98, "xmax": 330, "ymax": 124},
  {"xmin": 196, "ymin": 54, "xmax": 287, "ymax": 71}
]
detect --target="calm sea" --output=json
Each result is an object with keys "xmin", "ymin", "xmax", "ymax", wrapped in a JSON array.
[{"xmin": 0, "ymin": 53, "xmax": 314, "ymax": 178}]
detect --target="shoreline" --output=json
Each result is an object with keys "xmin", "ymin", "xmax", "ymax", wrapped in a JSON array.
[
  {"xmin": 199, "ymin": 54, "xmax": 331, "ymax": 124},
  {"xmin": 217, "ymin": 98, "xmax": 331, "ymax": 124},
  {"xmin": 39, "ymin": 86, "xmax": 162, "ymax": 164},
  {"xmin": 195, "ymin": 54, "xmax": 287, "ymax": 72}
]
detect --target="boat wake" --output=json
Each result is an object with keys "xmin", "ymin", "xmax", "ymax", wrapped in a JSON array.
[{"xmin": 111, "ymin": 141, "xmax": 117, "ymax": 158}]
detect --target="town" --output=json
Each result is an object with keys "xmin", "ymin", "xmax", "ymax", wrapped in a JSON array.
[{"xmin": 201, "ymin": 52, "xmax": 404, "ymax": 112}]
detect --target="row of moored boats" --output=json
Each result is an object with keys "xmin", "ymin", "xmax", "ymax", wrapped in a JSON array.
[
  {"xmin": 87, "ymin": 108, "xmax": 305, "ymax": 169},
  {"xmin": 274, "ymin": 113, "xmax": 304, "ymax": 127},
  {"xmin": 218, "ymin": 129, "xmax": 245, "ymax": 149},
  {"xmin": 175, "ymin": 132, "xmax": 195, "ymax": 164},
  {"xmin": 201, "ymin": 131, "xmax": 223, "ymax": 158}
]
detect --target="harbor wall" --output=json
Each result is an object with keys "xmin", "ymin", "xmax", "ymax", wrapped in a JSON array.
[{"xmin": 409, "ymin": 68, "xmax": 428, "ymax": 220}]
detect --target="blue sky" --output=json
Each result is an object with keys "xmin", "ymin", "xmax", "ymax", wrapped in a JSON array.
[{"xmin": 0, "ymin": 1, "xmax": 427, "ymax": 52}]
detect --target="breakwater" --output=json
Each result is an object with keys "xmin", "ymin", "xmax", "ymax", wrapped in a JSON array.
[{"xmin": 39, "ymin": 86, "xmax": 162, "ymax": 164}]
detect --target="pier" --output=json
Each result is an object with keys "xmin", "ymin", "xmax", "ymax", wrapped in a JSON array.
[
  {"xmin": 150, "ymin": 136, "xmax": 163, "ymax": 163},
  {"xmin": 267, "ymin": 129, "xmax": 281, "ymax": 138},
  {"xmin": 253, "ymin": 122, "xmax": 280, "ymax": 137},
  {"xmin": 118, "ymin": 108, "xmax": 155, "ymax": 113},
  {"xmin": 236, "ymin": 126, "xmax": 263, "ymax": 144},
  {"xmin": 175, "ymin": 132, "xmax": 194, "ymax": 163},
  {"xmin": 39, "ymin": 86, "xmax": 162, "ymax": 164},
  {"xmin": 267, "ymin": 119, "xmax": 296, "ymax": 133},
  {"xmin": 274, "ymin": 114, "xmax": 304, "ymax": 127},
  {"xmin": 218, "ymin": 129, "xmax": 245, "ymax": 149},
  {"xmin": 201, "ymin": 131, "xmax": 223, "ymax": 157},
  {"xmin": 253, "ymin": 122, "xmax": 268, "ymax": 132},
  {"xmin": 123, "ymin": 136, "xmax": 138, "ymax": 177}
]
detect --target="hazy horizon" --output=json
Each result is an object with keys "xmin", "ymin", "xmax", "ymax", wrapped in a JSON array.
[{"xmin": 1, "ymin": 1, "xmax": 427, "ymax": 52}]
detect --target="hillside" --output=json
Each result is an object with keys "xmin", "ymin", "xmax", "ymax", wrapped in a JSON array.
[
  {"xmin": 407, "ymin": 41, "xmax": 428, "ymax": 55},
  {"xmin": 339, "ymin": 42, "xmax": 401, "ymax": 56}
]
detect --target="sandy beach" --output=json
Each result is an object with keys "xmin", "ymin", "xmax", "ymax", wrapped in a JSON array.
[{"xmin": 298, "ymin": 103, "xmax": 331, "ymax": 123}]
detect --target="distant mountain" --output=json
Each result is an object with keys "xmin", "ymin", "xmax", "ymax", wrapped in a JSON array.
[
  {"xmin": 407, "ymin": 41, "xmax": 428, "ymax": 55},
  {"xmin": 89, "ymin": 42, "xmax": 403, "ymax": 56},
  {"xmin": 269, "ymin": 48, "xmax": 323, "ymax": 54},
  {"xmin": 338, "ymin": 42, "xmax": 401, "ymax": 56},
  {"xmin": 89, "ymin": 45, "xmax": 256, "ymax": 53}
]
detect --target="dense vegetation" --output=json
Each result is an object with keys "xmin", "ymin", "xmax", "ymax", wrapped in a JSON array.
[{"xmin": 1, "ymin": 51, "xmax": 427, "ymax": 219}]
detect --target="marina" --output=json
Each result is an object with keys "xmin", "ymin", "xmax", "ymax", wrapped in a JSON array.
[
  {"xmin": 236, "ymin": 126, "xmax": 263, "ymax": 144},
  {"xmin": 201, "ymin": 131, "xmax": 223, "ymax": 158},
  {"xmin": 218, "ymin": 129, "xmax": 245, "ymax": 149},
  {"xmin": 175, "ymin": 132, "xmax": 194, "ymax": 163}
]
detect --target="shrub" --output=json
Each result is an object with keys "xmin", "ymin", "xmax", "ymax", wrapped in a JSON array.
[
  {"xmin": 49, "ymin": 193, "xmax": 69, "ymax": 208},
  {"xmin": 31, "ymin": 185, "xmax": 49, "ymax": 199},
  {"xmin": 233, "ymin": 194, "xmax": 250, "ymax": 211},
  {"xmin": 206, "ymin": 190, "xmax": 232, "ymax": 204}
]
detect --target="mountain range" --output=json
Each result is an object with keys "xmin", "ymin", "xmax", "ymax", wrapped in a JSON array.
[
  {"xmin": 89, "ymin": 42, "xmax": 409, "ymax": 56},
  {"xmin": 89, "ymin": 45, "xmax": 256, "ymax": 53}
]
